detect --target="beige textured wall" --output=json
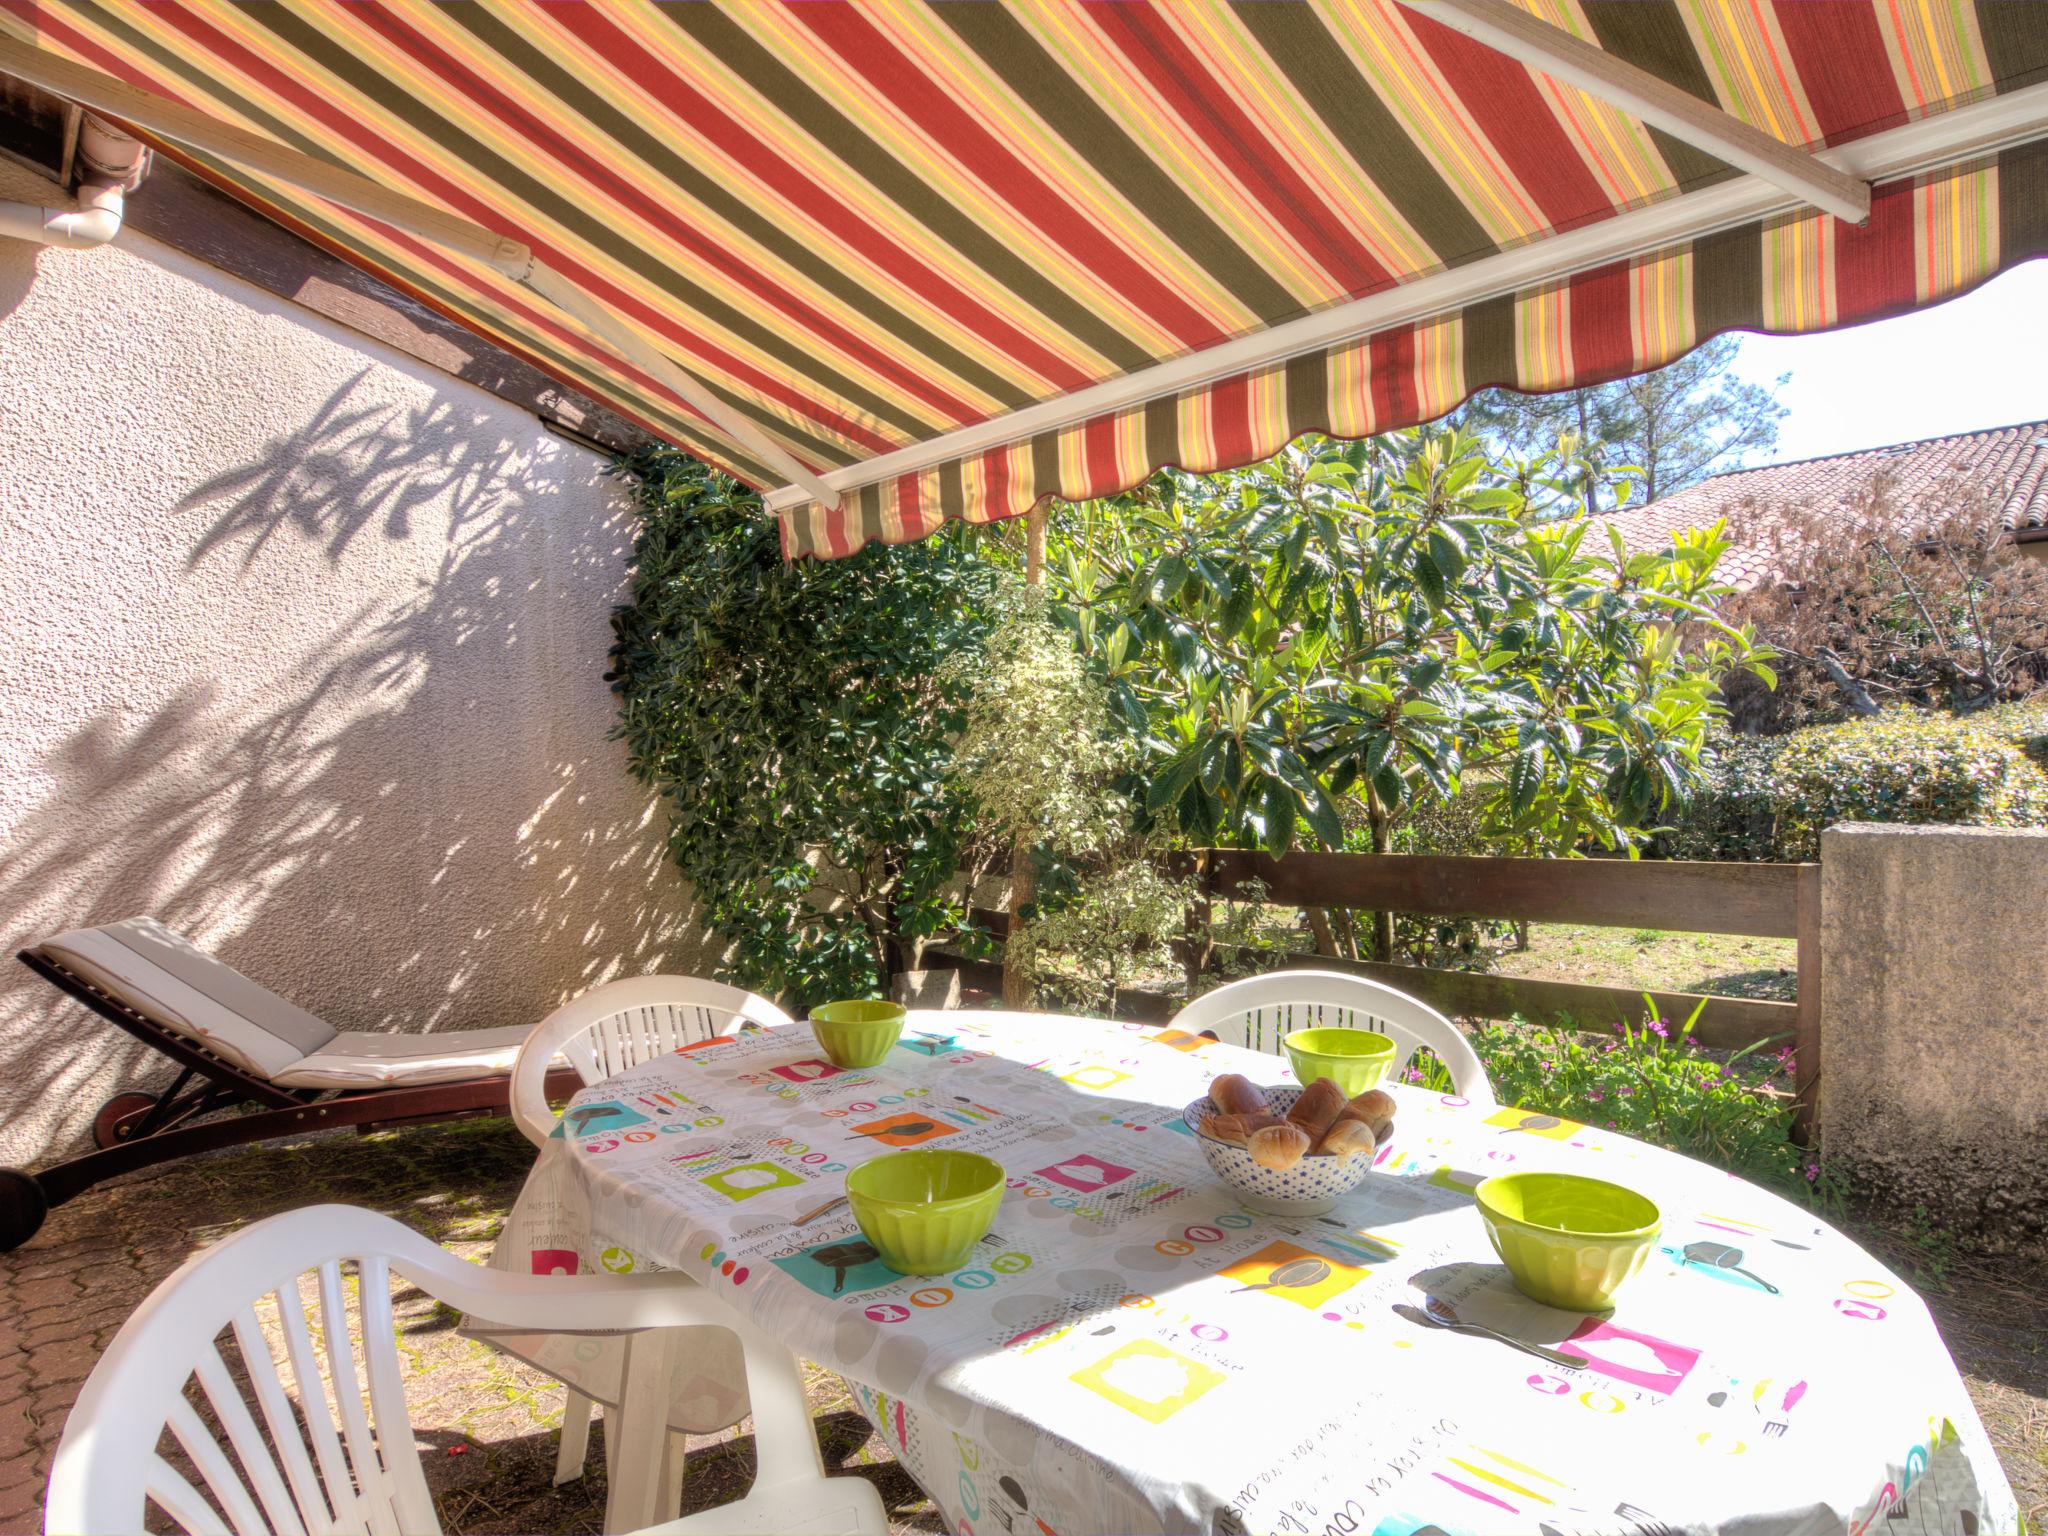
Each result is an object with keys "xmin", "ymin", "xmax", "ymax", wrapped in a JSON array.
[
  {"xmin": 0, "ymin": 161, "xmax": 710, "ymax": 1163},
  {"xmin": 1818, "ymin": 823, "xmax": 2048, "ymax": 1255}
]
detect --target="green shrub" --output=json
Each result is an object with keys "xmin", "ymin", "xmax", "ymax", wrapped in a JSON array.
[
  {"xmin": 1413, "ymin": 1005, "xmax": 1825, "ymax": 1200},
  {"xmin": 1769, "ymin": 711, "xmax": 2048, "ymax": 859},
  {"xmin": 607, "ymin": 448, "xmax": 995, "ymax": 1006},
  {"xmin": 1663, "ymin": 729, "xmax": 1783, "ymax": 861},
  {"xmin": 1976, "ymin": 696, "xmax": 2048, "ymax": 768},
  {"xmin": 1671, "ymin": 711, "xmax": 2048, "ymax": 861}
]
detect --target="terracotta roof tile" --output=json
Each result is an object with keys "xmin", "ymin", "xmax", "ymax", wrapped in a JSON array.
[{"xmin": 1591, "ymin": 419, "xmax": 2048, "ymax": 588}]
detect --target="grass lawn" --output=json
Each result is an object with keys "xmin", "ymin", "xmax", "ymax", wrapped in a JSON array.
[{"xmin": 1492, "ymin": 921, "xmax": 1798, "ymax": 1003}]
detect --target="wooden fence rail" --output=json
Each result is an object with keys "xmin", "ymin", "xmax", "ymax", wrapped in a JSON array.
[{"xmin": 940, "ymin": 849, "xmax": 1821, "ymax": 1139}]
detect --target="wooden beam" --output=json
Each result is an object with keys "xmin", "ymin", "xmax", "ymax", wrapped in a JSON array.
[
  {"xmin": 1792, "ymin": 862, "xmax": 1823, "ymax": 1146},
  {"xmin": 1204, "ymin": 850, "xmax": 1803, "ymax": 939},
  {"xmin": 0, "ymin": 35, "xmax": 533, "ymax": 275},
  {"xmin": 1278, "ymin": 954, "xmax": 1797, "ymax": 1054},
  {"xmin": 1400, "ymin": 0, "xmax": 1868, "ymax": 223}
]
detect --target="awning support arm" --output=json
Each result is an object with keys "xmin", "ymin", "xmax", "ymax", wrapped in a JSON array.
[
  {"xmin": 520, "ymin": 264, "xmax": 841, "ymax": 508},
  {"xmin": 1397, "ymin": 0, "xmax": 1869, "ymax": 224},
  {"xmin": 0, "ymin": 34, "xmax": 838, "ymax": 508}
]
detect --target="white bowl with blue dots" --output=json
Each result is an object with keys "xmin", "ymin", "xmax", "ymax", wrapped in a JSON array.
[{"xmin": 1181, "ymin": 1087, "xmax": 1383, "ymax": 1216}]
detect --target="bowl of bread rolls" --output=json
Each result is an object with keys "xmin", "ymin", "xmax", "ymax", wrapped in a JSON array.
[{"xmin": 1181, "ymin": 1073, "xmax": 1395, "ymax": 1215}]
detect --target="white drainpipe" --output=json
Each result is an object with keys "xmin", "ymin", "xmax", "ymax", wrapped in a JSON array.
[{"xmin": 0, "ymin": 114, "xmax": 149, "ymax": 249}]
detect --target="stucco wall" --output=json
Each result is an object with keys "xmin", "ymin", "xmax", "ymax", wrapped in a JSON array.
[
  {"xmin": 1818, "ymin": 823, "xmax": 2048, "ymax": 1255},
  {"xmin": 0, "ymin": 160, "xmax": 710, "ymax": 1162}
]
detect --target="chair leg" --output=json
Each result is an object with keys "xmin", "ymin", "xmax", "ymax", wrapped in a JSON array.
[
  {"xmin": 659, "ymin": 1431, "xmax": 687, "ymax": 1522},
  {"xmin": 554, "ymin": 1389, "xmax": 595, "ymax": 1486},
  {"xmin": 604, "ymin": 1330, "xmax": 681, "ymax": 1535},
  {"xmin": 623, "ymin": 1319, "xmax": 887, "ymax": 1535}
]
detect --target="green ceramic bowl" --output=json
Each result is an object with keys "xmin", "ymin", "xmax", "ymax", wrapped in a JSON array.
[
  {"xmin": 809, "ymin": 1000, "xmax": 905, "ymax": 1068},
  {"xmin": 846, "ymin": 1150, "xmax": 1004, "ymax": 1275},
  {"xmin": 1476, "ymin": 1171, "xmax": 1662, "ymax": 1312},
  {"xmin": 1283, "ymin": 1027, "xmax": 1398, "ymax": 1098}
]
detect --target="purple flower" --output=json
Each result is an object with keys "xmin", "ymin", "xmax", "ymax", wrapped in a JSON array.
[
  {"xmin": 1803, "ymin": 1162, "xmax": 1820, "ymax": 1183},
  {"xmin": 1616, "ymin": 1085, "xmax": 1634, "ymax": 1097},
  {"xmin": 1645, "ymin": 1018, "xmax": 1668, "ymax": 1039},
  {"xmin": 1587, "ymin": 1088, "xmax": 1605, "ymax": 1103}
]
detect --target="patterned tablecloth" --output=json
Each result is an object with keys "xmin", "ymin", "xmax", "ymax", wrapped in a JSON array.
[{"xmin": 492, "ymin": 1011, "xmax": 2015, "ymax": 1536}]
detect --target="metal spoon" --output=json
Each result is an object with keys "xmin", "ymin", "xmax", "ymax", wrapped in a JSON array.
[
  {"xmin": 1680, "ymin": 1241, "xmax": 1780, "ymax": 1293},
  {"xmin": 778, "ymin": 1194, "xmax": 850, "ymax": 1229},
  {"xmin": 1391, "ymin": 1303, "xmax": 1589, "ymax": 1369},
  {"xmin": 1232, "ymin": 1256, "xmax": 1332, "ymax": 1294}
]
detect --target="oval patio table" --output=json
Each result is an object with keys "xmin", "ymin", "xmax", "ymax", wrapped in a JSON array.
[{"xmin": 493, "ymin": 1009, "xmax": 2014, "ymax": 1536}]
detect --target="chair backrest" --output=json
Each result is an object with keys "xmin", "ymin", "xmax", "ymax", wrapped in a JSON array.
[
  {"xmin": 510, "ymin": 975, "xmax": 794, "ymax": 1146},
  {"xmin": 47, "ymin": 1206, "xmax": 466, "ymax": 1536},
  {"xmin": 1171, "ymin": 969, "xmax": 1495, "ymax": 1104},
  {"xmin": 47, "ymin": 1204, "xmax": 724, "ymax": 1536}
]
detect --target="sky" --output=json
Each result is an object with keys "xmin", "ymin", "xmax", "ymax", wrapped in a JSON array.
[{"xmin": 1728, "ymin": 260, "xmax": 2048, "ymax": 467}]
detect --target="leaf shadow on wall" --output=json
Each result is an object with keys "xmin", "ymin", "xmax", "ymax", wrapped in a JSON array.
[{"xmin": 0, "ymin": 370, "xmax": 704, "ymax": 1162}]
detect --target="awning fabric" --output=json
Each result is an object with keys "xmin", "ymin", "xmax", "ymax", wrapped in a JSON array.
[
  {"xmin": 4, "ymin": 2, "xmax": 2045, "ymax": 559},
  {"xmin": 790, "ymin": 146, "xmax": 2048, "ymax": 556}
]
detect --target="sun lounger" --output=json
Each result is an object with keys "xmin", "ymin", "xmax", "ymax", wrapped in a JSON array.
[{"xmin": 2, "ymin": 917, "xmax": 578, "ymax": 1251}]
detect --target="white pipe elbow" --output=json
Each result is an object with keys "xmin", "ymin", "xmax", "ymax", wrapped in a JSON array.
[{"xmin": 0, "ymin": 181, "xmax": 125, "ymax": 249}]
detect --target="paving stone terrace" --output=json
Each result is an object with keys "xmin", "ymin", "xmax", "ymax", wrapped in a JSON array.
[{"xmin": 0, "ymin": 1117, "xmax": 2040, "ymax": 1532}]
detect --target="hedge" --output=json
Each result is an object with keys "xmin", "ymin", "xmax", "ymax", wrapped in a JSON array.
[{"xmin": 1672, "ymin": 710, "xmax": 2048, "ymax": 862}]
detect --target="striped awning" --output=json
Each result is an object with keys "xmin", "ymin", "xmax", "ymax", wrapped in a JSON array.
[{"xmin": 3, "ymin": 4, "xmax": 2046, "ymax": 559}]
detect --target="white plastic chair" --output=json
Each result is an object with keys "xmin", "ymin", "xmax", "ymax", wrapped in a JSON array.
[
  {"xmin": 45, "ymin": 1204, "xmax": 887, "ymax": 1536},
  {"xmin": 509, "ymin": 976, "xmax": 793, "ymax": 1489},
  {"xmin": 511, "ymin": 975, "xmax": 793, "ymax": 1148},
  {"xmin": 1171, "ymin": 969, "xmax": 1495, "ymax": 1105}
]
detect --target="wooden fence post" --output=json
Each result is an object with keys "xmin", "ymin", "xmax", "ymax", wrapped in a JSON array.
[{"xmin": 1792, "ymin": 861, "xmax": 1822, "ymax": 1147}]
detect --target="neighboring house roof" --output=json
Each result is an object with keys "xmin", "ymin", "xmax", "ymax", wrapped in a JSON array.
[{"xmin": 1594, "ymin": 419, "xmax": 2048, "ymax": 587}]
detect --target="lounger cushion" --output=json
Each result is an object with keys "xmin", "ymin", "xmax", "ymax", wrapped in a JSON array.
[
  {"xmin": 38, "ymin": 918, "xmax": 338, "ymax": 1080},
  {"xmin": 274, "ymin": 1025, "xmax": 534, "ymax": 1089}
]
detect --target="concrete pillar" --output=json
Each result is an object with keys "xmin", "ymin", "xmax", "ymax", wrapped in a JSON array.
[{"xmin": 1819, "ymin": 824, "xmax": 2048, "ymax": 1254}]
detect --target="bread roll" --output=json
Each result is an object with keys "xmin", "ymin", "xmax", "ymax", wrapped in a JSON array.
[
  {"xmin": 1199, "ymin": 1112, "xmax": 1246, "ymax": 1144},
  {"xmin": 1315, "ymin": 1119, "xmax": 1378, "ymax": 1163},
  {"xmin": 1199, "ymin": 1111, "xmax": 1285, "ymax": 1144},
  {"xmin": 1335, "ymin": 1087, "xmax": 1398, "ymax": 1137},
  {"xmin": 1284, "ymin": 1078, "xmax": 1347, "ymax": 1143},
  {"xmin": 1247, "ymin": 1123, "xmax": 1312, "ymax": 1170},
  {"xmin": 1209, "ymin": 1074, "xmax": 1271, "ymax": 1117}
]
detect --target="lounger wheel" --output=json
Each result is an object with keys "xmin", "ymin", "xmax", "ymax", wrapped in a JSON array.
[
  {"xmin": 91, "ymin": 1091, "xmax": 160, "ymax": 1150},
  {"xmin": 0, "ymin": 1168, "xmax": 48, "ymax": 1252}
]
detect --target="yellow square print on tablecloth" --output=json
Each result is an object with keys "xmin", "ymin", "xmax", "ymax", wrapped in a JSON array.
[
  {"xmin": 1484, "ymin": 1107, "xmax": 1582, "ymax": 1139},
  {"xmin": 1071, "ymin": 1339, "xmax": 1226, "ymax": 1424},
  {"xmin": 1219, "ymin": 1240, "xmax": 1372, "ymax": 1310}
]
